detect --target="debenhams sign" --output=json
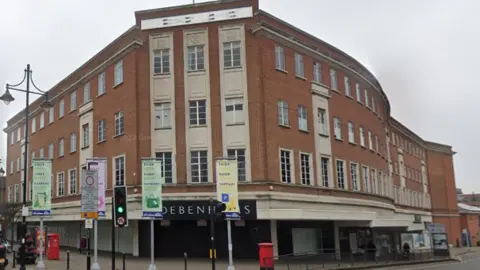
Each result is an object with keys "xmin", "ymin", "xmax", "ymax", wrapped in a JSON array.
[{"xmin": 161, "ymin": 200, "xmax": 257, "ymax": 220}]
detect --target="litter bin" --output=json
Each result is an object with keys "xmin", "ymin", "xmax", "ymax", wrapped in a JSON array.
[{"xmin": 47, "ymin": 233, "xmax": 60, "ymax": 260}]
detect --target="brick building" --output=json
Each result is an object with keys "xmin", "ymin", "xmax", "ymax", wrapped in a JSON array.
[{"xmin": 2, "ymin": 0, "xmax": 460, "ymax": 258}]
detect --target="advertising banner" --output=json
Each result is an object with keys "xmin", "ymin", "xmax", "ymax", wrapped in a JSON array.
[
  {"xmin": 141, "ymin": 158, "xmax": 163, "ymax": 218},
  {"xmin": 216, "ymin": 158, "xmax": 240, "ymax": 219},
  {"xmin": 86, "ymin": 158, "xmax": 107, "ymax": 216},
  {"xmin": 32, "ymin": 159, "xmax": 52, "ymax": 216},
  {"xmin": 81, "ymin": 170, "xmax": 99, "ymax": 219}
]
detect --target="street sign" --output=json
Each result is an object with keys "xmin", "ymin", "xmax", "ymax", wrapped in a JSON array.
[
  {"xmin": 87, "ymin": 158, "xmax": 107, "ymax": 217},
  {"xmin": 85, "ymin": 219, "xmax": 93, "ymax": 229},
  {"xmin": 141, "ymin": 158, "xmax": 163, "ymax": 218},
  {"xmin": 32, "ymin": 159, "xmax": 53, "ymax": 216},
  {"xmin": 427, "ymin": 223, "xmax": 446, "ymax": 234},
  {"xmin": 216, "ymin": 158, "xmax": 240, "ymax": 220},
  {"xmin": 81, "ymin": 170, "xmax": 99, "ymax": 219}
]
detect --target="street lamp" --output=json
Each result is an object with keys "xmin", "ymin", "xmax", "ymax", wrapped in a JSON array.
[{"xmin": 0, "ymin": 64, "xmax": 52, "ymax": 270}]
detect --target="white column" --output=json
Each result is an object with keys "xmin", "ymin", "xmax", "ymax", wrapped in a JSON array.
[
  {"xmin": 132, "ymin": 220, "xmax": 139, "ymax": 256},
  {"xmin": 333, "ymin": 222, "xmax": 341, "ymax": 260},
  {"xmin": 270, "ymin": 220, "xmax": 278, "ymax": 257}
]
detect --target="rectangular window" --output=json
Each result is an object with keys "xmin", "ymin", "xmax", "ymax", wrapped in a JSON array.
[
  {"xmin": 368, "ymin": 131, "xmax": 373, "ymax": 150},
  {"xmin": 364, "ymin": 89, "xmax": 369, "ymax": 107},
  {"xmin": 84, "ymin": 82, "xmax": 90, "ymax": 103},
  {"xmin": 223, "ymin": 41, "xmax": 241, "ymax": 68},
  {"xmin": 98, "ymin": 120, "xmax": 106, "ymax": 142},
  {"xmin": 187, "ymin": 45, "xmax": 205, "ymax": 71},
  {"xmin": 49, "ymin": 107, "xmax": 54, "ymax": 124},
  {"xmin": 155, "ymin": 152, "xmax": 173, "ymax": 184},
  {"xmin": 336, "ymin": 160, "xmax": 345, "ymax": 189},
  {"xmin": 300, "ymin": 153, "xmax": 312, "ymax": 185},
  {"xmin": 371, "ymin": 169, "xmax": 377, "ymax": 194},
  {"xmin": 30, "ymin": 117, "xmax": 36, "ymax": 134},
  {"xmin": 40, "ymin": 112, "xmax": 45, "ymax": 128},
  {"xmin": 82, "ymin": 124, "xmax": 89, "ymax": 148},
  {"xmin": 14, "ymin": 184, "xmax": 19, "ymax": 203},
  {"xmin": 57, "ymin": 172, "xmax": 65, "ymax": 196},
  {"xmin": 227, "ymin": 149, "xmax": 247, "ymax": 182},
  {"xmin": 277, "ymin": 100, "xmax": 289, "ymax": 126},
  {"xmin": 17, "ymin": 127, "xmax": 21, "ymax": 141},
  {"xmin": 10, "ymin": 161, "xmax": 13, "ymax": 174},
  {"xmin": 351, "ymin": 163, "xmax": 359, "ymax": 191},
  {"xmin": 297, "ymin": 105, "xmax": 308, "ymax": 131},
  {"xmin": 114, "ymin": 60, "xmax": 124, "ymax": 85},
  {"xmin": 372, "ymin": 98, "xmax": 376, "ymax": 113},
  {"xmin": 8, "ymin": 186, "xmax": 13, "ymax": 202},
  {"xmin": 344, "ymin": 77, "xmax": 351, "ymax": 96},
  {"xmin": 59, "ymin": 138, "xmax": 64, "ymax": 157},
  {"xmin": 294, "ymin": 53, "xmax": 304, "ymax": 77},
  {"xmin": 31, "ymin": 151, "xmax": 35, "ymax": 167},
  {"xmin": 189, "ymin": 100, "xmax": 207, "ymax": 126},
  {"xmin": 275, "ymin": 45, "xmax": 285, "ymax": 70},
  {"xmin": 10, "ymin": 131, "xmax": 14, "ymax": 145},
  {"xmin": 333, "ymin": 117, "xmax": 342, "ymax": 139},
  {"xmin": 362, "ymin": 165, "xmax": 370, "ymax": 192},
  {"xmin": 70, "ymin": 91, "xmax": 76, "ymax": 111},
  {"xmin": 280, "ymin": 149, "xmax": 292, "ymax": 184},
  {"xmin": 153, "ymin": 49, "xmax": 171, "ymax": 74},
  {"xmin": 313, "ymin": 62, "xmax": 322, "ymax": 84},
  {"xmin": 115, "ymin": 111, "xmax": 125, "ymax": 136},
  {"xmin": 375, "ymin": 136, "xmax": 379, "ymax": 152},
  {"xmin": 98, "ymin": 72, "xmax": 106, "ymax": 95},
  {"xmin": 355, "ymin": 83, "xmax": 361, "ymax": 102},
  {"xmin": 69, "ymin": 169, "xmax": 77, "ymax": 194},
  {"xmin": 320, "ymin": 157, "xmax": 330, "ymax": 187},
  {"xmin": 330, "ymin": 69, "xmax": 338, "ymax": 90},
  {"xmin": 16, "ymin": 158, "xmax": 20, "ymax": 172},
  {"xmin": 155, "ymin": 103, "xmax": 172, "ymax": 129},
  {"xmin": 378, "ymin": 170, "xmax": 384, "ymax": 195},
  {"xmin": 348, "ymin": 122, "xmax": 355, "ymax": 143},
  {"xmin": 317, "ymin": 108, "xmax": 328, "ymax": 136},
  {"xmin": 39, "ymin": 148, "xmax": 44, "ymax": 158},
  {"xmin": 225, "ymin": 98, "xmax": 244, "ymax": 125},
  {"xmin": 190, "ymin": 150, "xmax": 208, "ymax": 183},
  {"xmin": 70, "ymin": 133, "xmax": 77, "ymax": 153},
  {"xmin": 59, "ymin": 99, "xmax": 65, "ymax": 118},
  {"xmin": 114, "ymin": 156, "xmax": 125, "ymax": 186},
  {"xmin": 48, "ymin": 143, "xmax": 54, "ymax": 159}
]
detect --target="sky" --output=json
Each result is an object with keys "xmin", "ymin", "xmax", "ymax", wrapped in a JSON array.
[{"xmin": 0, "ymin": 0, "xmax": 477, "ymax": 191}]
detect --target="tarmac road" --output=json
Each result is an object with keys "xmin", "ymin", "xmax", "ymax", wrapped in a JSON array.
[{"xmin": 372, "ymin": 257, "xmax": 480, "ymax": 270}]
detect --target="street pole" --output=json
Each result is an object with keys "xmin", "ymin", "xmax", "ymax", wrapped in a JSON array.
[
  {"xmin": 35, "ymin": 218, "xmax": 45, "ymax": 270},
  {"xmin": 226, "ymin": 219, "xmax": 235, "ymax": 270},
  {"xmin": 91, "ymin": 220, "xmax": 100, "ymax": 270},
  {"xmin": 209, "ymin": 198, "xmax": 216, "ymax": 270},
  {"xmin": 111, "ymin": 199, "xmax": 115, "ymax": 270},
  {"xmin": 147, "ymin": 219, "xmax": 156, "ymax": 270}
]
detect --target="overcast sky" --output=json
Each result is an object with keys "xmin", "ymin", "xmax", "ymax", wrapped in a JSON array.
[{"xmin": 0, "ymin": 0, "xmax": 476, "ymax": 191}]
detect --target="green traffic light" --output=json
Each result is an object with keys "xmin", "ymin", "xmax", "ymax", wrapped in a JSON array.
[{"xmin": 117, "ymin": 207, "xmax": 124, "ymax": 213}]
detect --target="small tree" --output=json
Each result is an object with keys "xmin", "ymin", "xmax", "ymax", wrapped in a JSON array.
[{"xmin": 0, "ymin": 202, "xmax": 22, "ymax": 243}]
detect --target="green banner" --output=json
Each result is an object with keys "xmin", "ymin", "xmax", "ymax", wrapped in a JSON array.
[
  {"xmin": 142, "ymin": 159, "xmax": 163, "ymax": 218},
  {"xmin": 32, "ymin": 159, "xmax": 52, "ymax": 216}
]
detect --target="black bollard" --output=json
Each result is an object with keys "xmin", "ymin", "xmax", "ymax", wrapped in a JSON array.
[
  {"xmin": 12, "ymin": 250, "xmax": 16, "ymax": 268},
  {"xmin": 184, "ymin": 252, "xmax": 188, "ymax": 270},
  {"xmin": 86, "ymin": 251, "xmax": 91, "ymax": 270},
  {"xmin": 67, "ymin": 250, "xmax": 70, "ymax": 270},
  {"xmin": 122, "ymin": 253, "xmax": 126, "ymax": 270}
]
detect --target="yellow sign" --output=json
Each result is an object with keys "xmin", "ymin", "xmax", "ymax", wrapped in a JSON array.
[
  {"xmin": 216, "ymin": 159, "xmax": 240, "ymax": 218},
  {"xmin": 81, "ymin": 212, "xmax": 99, "ymax": 219}
]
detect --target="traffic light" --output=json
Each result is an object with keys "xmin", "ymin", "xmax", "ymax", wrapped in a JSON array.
[
  {"xmin": 113, "ymin": 186, "xmax": 128, "ymax": 228},
  {"xmin": 212, "ymin": 199, "xmax": 226, "ymax": 219}
]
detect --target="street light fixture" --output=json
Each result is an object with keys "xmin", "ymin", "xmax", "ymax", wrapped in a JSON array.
[{"xmin": 0, "ymin": 64, "xmax": 51, "ymax": 270}]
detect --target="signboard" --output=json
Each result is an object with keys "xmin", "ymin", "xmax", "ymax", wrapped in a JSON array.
[
  {"xmin": 216, "ymin": 159, "xmax": 240, "ymax": 219},
  {"xmin": 141, "ymin": 158, "xmax": 163, "ymax": 218},
  {"xmin": 85, "ymin": 219, "xmax": 93, "ymax": 229},
  {"xmin": 86, "ymin": 158, "xmax": 107, "ymax": 216},
  {"xmin": 160, "ymin": 200, "xmax": 257, "ymax": 220},
  {"xmin": 81, "ymin": 170, "xmax": 99, "ymax": 219},
  {"xmin": 428, "ymin": 223, "xmax": 446, "ymax": 234},
  {"xmin": 32, "ymin": 159, "xmax": 52, "ymax": 216}
]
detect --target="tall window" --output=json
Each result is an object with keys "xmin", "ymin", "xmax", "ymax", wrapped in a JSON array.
[
  {"xmin": 98, "ymin": 120, "xmax": 106, "ymax": 142},
  {"xmin": 280, "ymin": 150, "xmax": 292, "ymax": 183},
  {"xmin": 371, "ymin": 169, "xmax": 377, "ymax": 194},
  {"xmin": 8, "ymin": 186, "xmax": 13, "ymax": 202},
  {"xmin": 362, "ymin": 166, "xmax": 370, "ymax": 192},
  {"xmin": 40, "ymin": 112, "xmax": 45, "ymax": 128},
  {"xmin": 320, "ymin": 157, "xmax": 330, "ymax": 187},
  {"xmin": 98, "ymin": 72, "xmax": 106, "ymax": 95},
  {"xmin": 225, "ymin": 98, "xmax": 244, "ymax": 125},
  {"xmin": 313, "ymin": 62, "xmax": 322, "ymax": 84},
  {"xmin": 336, "ymin": 160, "xmax": 345, "ymax": 189},
  {"xmin": 294, "ymin": 53, "xmax": 304, "ymax": 77},
  {"xmin": 364, "ymin": 89, "xmax": 369, "ymax": 107},
  {"xmin": 31, "ymin": 151, "xmax": 35, "ymax": 167},
  {"xmin": 189, "ymin": 100, "xmax": 207, "ymax": 126},
  {"xmin": 69, "ymin": 169, "xmax": 77, "ymax": 194},
  {"xmin": 31, "ymin": 117, "xmax": 36, "ymax": 133},
  {"xmin": 57, "ymin": 172, "xmax": 65, "ymax": 196},
  {"xmin": 14, "ymin": 184, "xmax": 19, "ymax": 203},
  {"xmin": 70, "ymin": 91, "xmax": 77, "ymax": 111},
  {"xmin": 372, "ymin": 98, "xmax": 376, "ymax": 113},
  {"xmin": 48, "ymin": 144, "xmax": 54, "ymax": 159},
  {"xmin": 227, "ymin": 149, "xmax": 247, "ymax": 182},
  {"xmin": 84, "ymin": 82, "xmax": 90, "ymax": 103},
  {"xmin": 59, "ymin": 99, "xmax": 65, "ymax": 118},
  {"xmin": 115, "ymin": 111, "xmax": 124, "ymax": 136},
  {"xmin": 368, "ymin": 131, "xmax": 373, "ymax": 150},
  {"xmin": 333, "ymin": 117, "xmax": 342, "ymax": 139},
  {"xmin": 359, "ymin": 127, "xmax": 365, "ymax": 147},
  {"xmin": 378, "ymin": 170, "xmax": 384, "ymax": 195},
  {"xmin": 190, "ymin": 151, "xmax": 208, "ymax": 183},
  {"xmin": 70, "ymin": 133, "xmax": 77, "ymax": 152},
  {"xmin": 115, "ymin": 156, "xmax": 125, "ymax": 186},
  {"xmin": 317, "ymin": 108, "xmax": 328, "ymax": 136},
  {"xmin": 156, "ymin": 152, "xmax": 173, "ymax": 184},
  {"xmin": 375, "ymin": 136, "xmax": 379, "ymax": 152},
  {"xmin": 49, "ymin": 107, "xmax": 54, "ymax": 124},
  {"xmin": 82, "ymin": 124, "xmax": 89, "ymax": 148},
  {"xmin": 297, "ymin": 105, "xmax": 307, "ymax": 131},
  {"xmin": 344, "ymin": 77, "xmax": 351, "ymax": 96},
  {"xmin": 153, "ymin": 49, "xmax": 170, "ymax": 74},
  {"xmin": 355, "ymin": 83, "xmax": 361, "ymax": 102},
  {"xmin": 348, "ymin": 122, "xmax": 355, "ymax": 143},
  {"xmin": 114, "ymin": 60, "xmax": 124, "ymax": 85},
  {"xmin": 187, "ymin": 45, "xmax": 205, "ymax": 71},
  {"xmin": 277, "ymin": 100, "xmax": 289, "ymax": 126},
  {"xmin": 300, "ymin": 153, "xmax": 312, "ymax": 185},
  {"xmin": 275, "ymin": 45, "xmax": 285, "ymax": 70},
  {"xmin": 155, "ymin": 103, "xmax": 172, "ymax": 128},
  {"xmin": 330, "ymin": 69, "xmax": 338, "ymax": 90},
  {"xmin": 17, "ymin": 127, "xmax": 21, "ymax": 141},
  {"xmin": 10, "ymin": 131, "xmax": 14, "ymax": 145},
  {"xmin": 39, "ymin": 148, "xmax": 44, "ymax": 158},
  {"xmin": 350, "ymin": 163, "xmax": 359, "ymax": 191},
  {"xmin": 10, "ymin": 161, "xmax": 13, "ymax": 174},
  {"xmin": 59, "ymin": 138, "xmax": 64, "ymax": 157},
  {"xmin": 223, "ymin": 41, "xmax": 241, "ymax": 68}
]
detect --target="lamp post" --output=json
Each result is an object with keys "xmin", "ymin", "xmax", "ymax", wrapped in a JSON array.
[{"xmin": 0, "ymin": 64, "xmax": 52, "ymax": 270}]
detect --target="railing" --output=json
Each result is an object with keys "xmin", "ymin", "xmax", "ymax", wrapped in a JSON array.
[{"xmin": 264, "ymin": 248, "xmax": 452, "ymax": 269}]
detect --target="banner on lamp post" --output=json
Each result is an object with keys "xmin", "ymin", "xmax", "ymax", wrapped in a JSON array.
[
  {"xmin": 32, "ymin": 159, "xmax": 52, "ymax": 216},
  {"xmin": 216, "ymin": 158, "xmax": 240, "ymax": 219},
  {"xmin": 86, "ymin": 158, "xmax": 107, "ymax": 217},
  {"xmin": 141, "ymin": 158, "xmax": 163, "ymax": 218}
]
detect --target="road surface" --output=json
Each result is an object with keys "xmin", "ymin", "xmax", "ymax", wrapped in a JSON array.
[{"xmin": 373, "ymin": 257, "xmax": 480, "ymax": 270}]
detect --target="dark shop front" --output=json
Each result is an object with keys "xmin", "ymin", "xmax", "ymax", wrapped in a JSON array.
[{"xmin": 138, "ymin": 200, "xmax": 271, "ymax": 259}]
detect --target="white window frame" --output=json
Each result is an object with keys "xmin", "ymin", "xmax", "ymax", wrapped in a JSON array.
[
  {"xmin": 190, "ymin": 150, "xmax": 209, "ymax": 183},
  {"xmin": 371, "ymin": 168, "xmax": 377, "ymax": 194},
  {"xmin": 362, "ymin": 165, "xmax": 370, "ymax": 192},
  {"xmin": 350, "ymin": 162, "xmax": 359, "ymax": 191},
  {"xmin": 153, "ymin": 49, "xmax": 171, "ymax": 74},
  {"xmin": 98, "ymin": 72, "xmax": 106, "ymax": 95},
  {"xmin": 297, "ymin": 105, "xmax": 308, "ymax": 131},
  {"xmin": 355, "ymin": 83, "xmax": 361, "ymax": 102},
  {"xmin": 225, "ymin": 98, "xmax": 244, "ymax": 125},
  {"xmin": 317, "ymin": 108, "xmax": 328, "ymax": 136},
  {"xmin": 17, "ymin": 127, "xmax": 21, "ymax": 141},
  {"xmin": 70, "ymin": 132, "xmax": 77, "ymax": 153},
  {"xmin": 115, "ymin": 111, "xmax": 125, "ymax": 136},
  {"xmin": 16, "ymin": 157, "xmax": 20, "ymax": 172},
  {"xmin": 10, "ymin": 131, "xmax": 14, "ymax": 145},
  {"xmin": 313, "ymin": 62, "xmax": 322, "ymax": 84},
  {"xmin": 375, "ymin": 135, "xmax": 379, "ymax": 152},
  {"xmin": 294, "ymin": 53, "xmax": 304, "ymax": 77},
  {"xmin": 223, "ymin": 41, "xmax": 241, "ymax": 68},
  {"xmin": 114, "ymin": 60, "xmax": 124, "ymax": 86},
  {"xmin": 368, "ymin": 131, "xmax": 373, "ymax": 150},
  {"xmin": 372, "ymin": 98, "xmax": 376, "ymax": 113},
  {"xmin": 155, "ymin": 152, "xmax": 174, "ymax": 184},
  {"xmin": 113, "ymin": 155, "xmax": 126, "ymax": 186},
  {"xmin": 348, "ymin": 122, "xmax": 355, "ymax": 143},
  {"xmin": 14, "ymin": 184, "xmax": 19, "ymax": 202},
  {"xmin": 48, "ymin": 107, "xmax": 54, "ymax": 124},
  {"xmin": 10, "ymin": 161, "xmax": 13, "ymax": 174},
  {"xmin": 48, "ymin": 143, "xmax": 54, "ymax": 159},
  {"xmin": 39, "ymin": 148, "xmax": 44, "ymax": 158},
  {"xmin": 320, "ymin": 156, "xmax": 330, "ymax": 187},
  {"xmin": 187, "ymin": 45, "xmax": 205, "ymax": 72},
  {"xmin": 277, "ymin": 100, "xmax": 289, "ymax": 126},
  {"xmin": 189, "ymin": 100, "xmax": 207, "ymax": 126},
  {"xmin": 299, "ymin": 152, "xmax": 313, "ymax": 186},
  {"xmin": 31, "ymin": 117, "xmax": 36, "ymax": 133},
  {"xmin": 83, "ymin": 82, "xmax": 90, "ymax": 103},
  {"xmin": 98, "ymin": 120, "xmax": 106, "ymax": 142},
  {"xmin": 30, "ymin": 151, "xmax": 35, "ymax": 167},
  {"xmin": 330, "ymin": 69, "xmax": 338, "ymax": 90},
  {"xmin": 279, "ymin": 148, "xmax": 294, "ymax": 184},
  {"xmin": 155, "ymin": 103, "xmax": 172, "ymax": 129},
  {"xmin": 336, "ymin": 159, "xmax": 347, "ymax": 189},
  {"xmin": 227, "ymin": 149, "xmax": 247, "ymax": 182},
  {"xmin": 344, "ymin": 76, "xmax": 351, "ymax": 96},
  {"xmin": 82, "ymin": 124, "xmax": 90, "ymax": 148},
  {"xmin": 364, "ymin": 89, "xmax": 369, "ymax": 107},
  {"xmin": 333, "ymin": 117, "xmax": 342, "ymax": 140},
  {"xmin": 70, "ymin": 91, "xmax": 77, "ymax": 111},
  {"xmin": 57, "ymin": 172, "xmax": 65, "ymax": 197},
  {"xmin": 59, "ymin": 99, "xmax": 65, "ymax": 118},
  {"xmin": 8, "ymin": 186, "xmax": 12, "ymax": 202},
  {"xmin": 39, "ymin": 112, "xmax": 45, "ymax": 128},
  {"xmin": 275, "ymin": 45, "xmax": 285, "ymax": 71},
  {"xmin": 69, "ymin": 168, "xmax": 77, "ymax": 195},
  {"xmin": 59, "ymin": 138, "xmax": 64, "ymax": 157}
]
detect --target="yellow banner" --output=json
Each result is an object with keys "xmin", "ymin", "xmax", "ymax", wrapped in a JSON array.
[{"xmin": 216, "ymin": 159, "xmax": 240, "ymax": 216}]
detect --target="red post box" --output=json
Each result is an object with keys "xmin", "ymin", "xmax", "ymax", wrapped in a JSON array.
[
  {"xmin": 258, "ymin": 242, "xmax": 275, "ymax": 270},
  {"xmin": 47, "ymin": 233, "xmax": 60, "ymax": 260}
]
